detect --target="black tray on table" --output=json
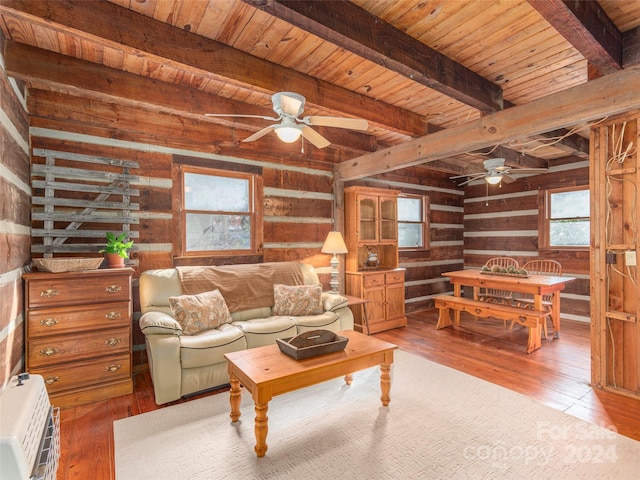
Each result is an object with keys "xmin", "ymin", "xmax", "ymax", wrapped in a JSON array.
[{"xmin": 276, "ymin": 329, "xmax": 348, "ymax": 360}]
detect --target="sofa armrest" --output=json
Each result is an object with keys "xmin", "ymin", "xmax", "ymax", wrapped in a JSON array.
[
  {"xmin": 140, "ymin": 311, "xmax": 183, "ymax": 336},
  {"xmin": 322, "ymin": 292, "xmax": 349, "ymax": 312}
]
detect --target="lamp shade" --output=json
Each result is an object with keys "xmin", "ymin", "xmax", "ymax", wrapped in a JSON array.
[
  {"xmin": 485, "ymin": 174, "xmax": 502, "ymax": 185},
  {"xmin": 321, "ymin": 231, "xmax": 348, "ymax": 254}
]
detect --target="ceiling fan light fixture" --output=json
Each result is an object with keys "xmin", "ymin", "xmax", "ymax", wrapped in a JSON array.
[
  {"xmin": 274, "ymin": 125, "xmax": 302, "ymax": 143},
  {"xmin": 485, "ymin": 174, "xmax": 502, "ymax": 185}
]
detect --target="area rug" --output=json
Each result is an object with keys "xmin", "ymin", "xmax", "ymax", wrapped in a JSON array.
[{"xmin": 114, "ymin": 350, "xmax": 639, "ymax": 479}]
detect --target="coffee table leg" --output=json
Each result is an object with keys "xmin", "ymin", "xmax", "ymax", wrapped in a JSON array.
[
  {"xmin": 380, "ymin": 362, "xmax": 391, "ymax": 406},
  {"xmin": 229, "ymin": 376, "xmax": 241, "ymax": 422},
  {"xmin": 254, "ymin": 402, "xmax": 269, "ymax": 457},
  {"xmin": 344, "ymin": 373, "xmax": 353, "ymax": 385}
]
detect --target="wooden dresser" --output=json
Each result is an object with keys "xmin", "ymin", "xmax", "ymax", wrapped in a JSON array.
[{"xmin": 23, "ymin": 268, "xmax": 134, "ymax": 408}]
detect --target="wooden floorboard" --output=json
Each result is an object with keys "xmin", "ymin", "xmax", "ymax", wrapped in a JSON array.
[{"xmin": 55, "ymin": 310, "xmax": 640, "ymax": 479}]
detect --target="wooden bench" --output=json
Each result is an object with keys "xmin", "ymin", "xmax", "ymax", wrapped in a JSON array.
[{"xmin": 434, "ymin": 295, "xmax": 548, "ymax": 353}]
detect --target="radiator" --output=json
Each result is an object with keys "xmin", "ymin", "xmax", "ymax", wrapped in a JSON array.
[{"xmin": 0, "ymin": 374, "xmax": 60, "ymax": 480}]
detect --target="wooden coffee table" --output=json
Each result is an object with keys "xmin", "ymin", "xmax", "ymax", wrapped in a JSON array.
[{"xmin": 224, "ymin": 330, "xmax": 397, "ymax": 457}]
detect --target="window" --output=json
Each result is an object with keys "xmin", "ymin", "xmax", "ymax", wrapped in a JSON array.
[
  {"xmin": 397, "ymin": 194, "xmax": 429, "ymax": 249},
  {"xmin": 179, "ymin": 166, "xmax": 262, "ymax": 255},
  {"xmin": 539, "ymin": 187, "xmax": 589, "ymax": 249}
]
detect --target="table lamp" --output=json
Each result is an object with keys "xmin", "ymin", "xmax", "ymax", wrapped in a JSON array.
[{"xmin": 321, "ymin": 231, "xmax": 348, "ymax": 293}]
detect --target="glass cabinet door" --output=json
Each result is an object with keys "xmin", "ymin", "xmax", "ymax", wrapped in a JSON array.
[
  {"xmin": 379, "ymin": 196, "xmax": 398, "ymax": 242},
  {"xmin": 358, "ymin": 195, "xmax": 378, "ymax": 242}
]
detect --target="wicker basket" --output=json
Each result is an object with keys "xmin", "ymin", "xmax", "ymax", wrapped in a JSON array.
[{"xmin": 33, "ymin": 257, "xmax": 104, "ymax": 273}]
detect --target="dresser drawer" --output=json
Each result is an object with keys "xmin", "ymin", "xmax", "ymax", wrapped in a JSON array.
[
  {"xmin": 31, "ymin": 353, "xmax": 131, "ymax": 394},
  {"xmin": 363, "ymin": 273, "xmax": 385, "ymax": 288},
  {"xmin": 27, "ymin": 301, "xmax": 131, "ymax": 337},
  {"xmin": 26, "ymin": 273, "xmax": 131, "ymax": 308},
  {"xmin": 28, "ymin": 327, "xmax": 131, "ymax": 368},
  {"xmin": 386, "ymin": 271, "xmax": 405, "ymax": 284}
]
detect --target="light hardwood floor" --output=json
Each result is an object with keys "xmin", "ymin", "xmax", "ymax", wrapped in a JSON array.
[{"xmin": 55, "ymin": 310, "xmax": 640, "ymax": 480}]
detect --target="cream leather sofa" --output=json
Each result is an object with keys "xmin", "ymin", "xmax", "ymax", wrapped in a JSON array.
[{"xmin": 139, "ymin": 262, "xmax": 354, "ymax": 404}]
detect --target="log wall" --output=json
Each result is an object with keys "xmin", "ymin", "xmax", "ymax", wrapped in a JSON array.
[
  {"xmin": 2, "ymin": 75, "xmax": 592, "ymax": 380},
  {"xmin": 346, "ymin": 169, "xmax": 465, "ymax": 314},
  {"xmin": 462, "ymin": 159, "xmax": 591, "ymax": 322},
  {"xmin": 27, "ymin": 89, "xmax": 346, "ymax": 358},
  {"xmin": 0, "ymin": 35, "xmax": 30, "ymax": 389}
]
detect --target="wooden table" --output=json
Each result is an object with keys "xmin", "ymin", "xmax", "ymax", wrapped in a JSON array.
[
  {"xmin": 342, "ymin": 294, "xmax": 371, "ymax": 334},
  {"xmin": 442, "ymin": 269, "xmax": 576, "ymax": 338},
  {"xmin": 224, "ymin": 330, "xmax": 397, "ymax": 457}
]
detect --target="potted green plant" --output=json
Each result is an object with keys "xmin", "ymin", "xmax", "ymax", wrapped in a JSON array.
[{"xmin": 100, "ymin": 232, "xmax": 134, "ymax": 268}]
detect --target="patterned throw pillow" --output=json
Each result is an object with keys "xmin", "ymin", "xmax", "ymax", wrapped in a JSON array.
[
  {"xmin": 169, "ymin": 289, "xmax": 232, "ymax": 335},
  {"xmin": 273, "ymin": 284, "xmax": 323, "ymax": 316}
]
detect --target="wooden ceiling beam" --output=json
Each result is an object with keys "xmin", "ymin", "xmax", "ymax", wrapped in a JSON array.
[
  {"xmin": 3, "ymin": 41, "xmax": 375, "ymax": 153},
  {"xmin": 428, "ymin": 123, "xmax": 549, "ymax": 171},
  {"xmin": 528, "ymin": 0, "xmax": 622, "ymax": 76},
  {"xmin": 335, "ymin": 66, "xmax": 640, "ymax": 181},
  {"xmin": 624, "ymin": 25, "xmax": 640, "ymax": 67},
  {"xmin": 0, "ymin": 0, "xmax": 428, "ymax": 137},
  {"xmin": 245, "ymin": 0, "xmax": 503, "ymax": 114}
]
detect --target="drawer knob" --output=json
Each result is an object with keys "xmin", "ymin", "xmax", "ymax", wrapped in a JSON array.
[
  {"xmin": 106, "ymin": 364, "xmax": 122, "ymax": 373},
  {"xmin": 106, "ymin": 285, "xmax": 122, "ymax": 293},
  {"xmin": 105, "ymin": 311, "xmax": 122, "ymax": 320},
  {"xmin": 40, "ymin": 318, "xmax": 59, "ymax": 327},
  {"xmin": 105, "ymin": 337, "xmax": 122, "ymax": 347},
  {"xmin": 40, "ymin": 346, "xmax": 59, "ymax": 357},
  {"xmin": 40, "ymin": 288, "xmax": 59, "ymax": 298},
  {"xmin": 44, "ymin": 375, "xmax": 59, "ymax": 385}
]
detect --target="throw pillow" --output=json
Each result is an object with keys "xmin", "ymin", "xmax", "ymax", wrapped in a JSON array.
[
  {"xmin": 169, "ymin": 289, "xmax": 232, "ymax": 335},
  {"xmin": 273, "ymin": 284, "xmax": 323, "ymax": 316}
]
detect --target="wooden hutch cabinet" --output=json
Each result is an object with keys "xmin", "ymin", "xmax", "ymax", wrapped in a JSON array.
[
  {"xmin": 344, "ymin": 186, "xmax": 406, "ymax": 334},
  {"xmin": 23, "ymin": 268, "xmax": 134, "ymax": 408}
]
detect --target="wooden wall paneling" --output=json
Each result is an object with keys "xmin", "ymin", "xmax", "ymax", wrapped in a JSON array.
[
  {"xmin": 0, "ymin": 40, "xmax": 30, "ymax": 388},
  {"xmin": 0, "ymin": 66, "xmax": 28, "ymax": 141},
  {"xmin": 263, "ymin": 195, "xmax": 333, "ymax": 218},
  {"xmin": 463, "ymin": 160, "xmax": 591, "ymax": 323},
  {"xmin": 0, "ymin": 122, "xmax": 30, "ymax": 186},
  {"xmin": 30, "ymin": 137, "xmax": 174, "ymax": 275},
  {"xmin": 591, "ymin": 110, "xmax": 640, "ymax": 398},
  {"xmin": 28, "ymin": 89, "xmax": 351, "ymax": 165},
  {"xmin": 343, "ymin": 169, "xmax": 465, "ymax": 313}
]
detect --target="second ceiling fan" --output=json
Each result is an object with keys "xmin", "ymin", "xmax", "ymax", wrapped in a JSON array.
[
  {"xmin": 206, "ymin": 92, "xmax": 369, "ymax": 148},
  {"xmin": 451, "ymin": 158, "xmax": 548, "ymax": 186}
]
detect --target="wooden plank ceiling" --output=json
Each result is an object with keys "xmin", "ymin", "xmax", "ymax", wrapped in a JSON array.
[{"xmin": 1, "ymin": 0, "xmax": 639, "ymax": 179}]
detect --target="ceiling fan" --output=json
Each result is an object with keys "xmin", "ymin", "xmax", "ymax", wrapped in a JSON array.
[
  {"xmin": 450, "ymin": 158, "xmax": 548, "ymax": 186},
  {"xmin": 205, "ymin": 92, "xmax": 369, "ymax": 149}
]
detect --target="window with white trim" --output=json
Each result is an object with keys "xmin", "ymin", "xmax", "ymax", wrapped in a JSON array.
[
  {"xmin": 398, "ymin": 194, "xmax": 429, "ymax": 250},
  {"xmin": 539, "ymin": 186, "xmax": 589, "ymax": 248}
]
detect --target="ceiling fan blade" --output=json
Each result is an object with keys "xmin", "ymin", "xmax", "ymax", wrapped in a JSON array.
[
  {"xmin": 450, "ymin": 172, "xmax": 480, "ymax": 180},
  {"xmin": 511, "ymin": 168, "xmax": 549, "ymax": 174},
  {"xmin": 502, "ymin": 174, "xmax": 517, "ymax": 183},
  {"xmin": 205, "ymin": 114, "xmax": 279, "ymax": 121},
  {"xmin": 242, "ymin": 125, "xmax": 275, "ymax": 143},
  {"xmin": 301, "ymin": 125, "xmax": 331, "ymax": 149},
  {"xmin": 302, "ymin": 116, "xmax": 369, "ymax": 130},
  {"xmin": 275, "ymin": 92, "xmax": 305, "ymax": 116},
  {"xmin": 457, "ymin": 175, "xmax": 484, "ymax": 186}
]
